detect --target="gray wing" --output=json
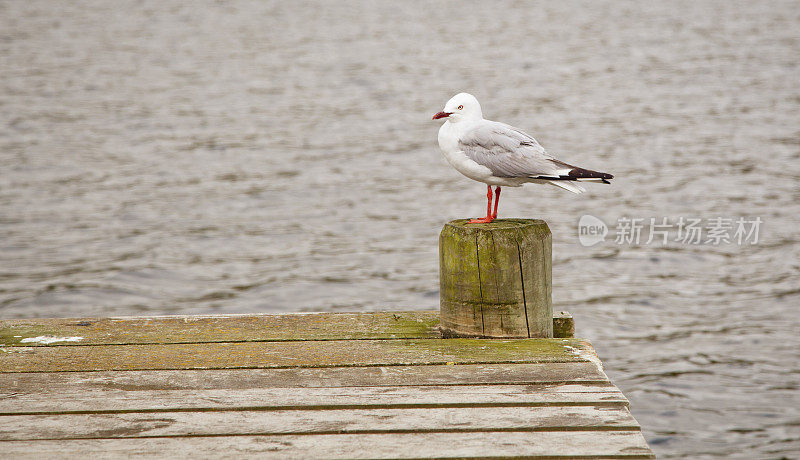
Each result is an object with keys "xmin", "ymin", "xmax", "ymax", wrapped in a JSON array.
[{"xmin": 457, "ymin": 121, "xmax": 569, "ymax": 178}]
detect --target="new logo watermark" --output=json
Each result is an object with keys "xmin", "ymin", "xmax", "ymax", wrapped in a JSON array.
[
  {"xmin": 577, "ymin": 215, "xmax": 762, "ymax": 247},
  {"xmin": 577, "ymin": 215, "xmax": 608, "ymax": 247}
]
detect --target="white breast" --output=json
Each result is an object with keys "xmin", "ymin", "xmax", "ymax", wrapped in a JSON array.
[{"xmin": 437, "ymin": 122, "xmax": 494, "ymax": 183}]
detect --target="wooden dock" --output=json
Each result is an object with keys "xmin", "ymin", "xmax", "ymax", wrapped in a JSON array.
[{"xmin": 0, "ymin": 311, "xmax": 654, "ymax": 458}]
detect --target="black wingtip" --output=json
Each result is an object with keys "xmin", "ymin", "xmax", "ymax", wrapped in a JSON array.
[{"xmin": 568, "ymin": 168, "xmax": 614, "ymax": 180}]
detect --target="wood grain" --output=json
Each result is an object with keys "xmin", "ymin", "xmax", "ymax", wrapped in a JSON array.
[
  {"xmin": 0, "ymin": 383, "xmax": 627, "ymax": 415},
  {"xmin": 0, "ymin": 311, "xmax": 440, "ymax": 346},
  {"xmin": 0, "ymin": 362, "xmax": 611, "ymax": 391},
  {"xmin": 0, "ymin": 432, "xmax": 655, "ymax": 458},
  {"xmin": 0, "ymin": 406, "xmax": 642, "ymax": 441},
  {"xmin": 0, "ymin": 310, "xmax": 574, "ymax": 347},
  {"xmin": 0, "ymin": 338, "xmax": 591, "ymax": 373}
]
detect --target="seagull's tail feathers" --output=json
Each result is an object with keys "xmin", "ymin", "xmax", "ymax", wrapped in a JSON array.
[
  {"xmin": 547, "ymin": 180, "xmax": 585, "ymax": 194},
  {"xmin": 544, "ymin": 161, "xmax": 614, "ymax": 184},
  {"xmin": 530, "ymin": 164, "xmax": 613, "ymax": 194}
]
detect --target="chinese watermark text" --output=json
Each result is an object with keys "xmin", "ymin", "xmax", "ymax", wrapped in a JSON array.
[{"xmin": 578, "ymin": 215, "xmax": 761, "ymax": 247}]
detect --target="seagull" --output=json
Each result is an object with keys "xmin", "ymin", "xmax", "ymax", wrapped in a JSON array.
[{"xmin": 433, "ymin": 93, "xmax": 613, "ymax": 223}]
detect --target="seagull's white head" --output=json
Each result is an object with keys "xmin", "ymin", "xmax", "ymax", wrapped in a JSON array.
[{"xmin": 432, "ymin": 92, "xmax": 483, "ymax": 123}]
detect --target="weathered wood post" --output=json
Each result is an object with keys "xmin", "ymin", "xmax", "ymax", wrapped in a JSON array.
[{"xmin": 439, "ymin": 219, "xmax": 553, "ymax": 338}]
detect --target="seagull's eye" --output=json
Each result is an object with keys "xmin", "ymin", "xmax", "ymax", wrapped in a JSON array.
[{"xmin": 457, "ymin": 105, "xmax": 463, "ymax": 110}]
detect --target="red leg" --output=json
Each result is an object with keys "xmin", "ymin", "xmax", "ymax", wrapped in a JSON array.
[
  {"xmin": 469, "ymin": 185, "xmax": 495, "ymax": 223},
  {"xmin": 492, "ymin": 186, "xmax": 501, "ymax": 219}
]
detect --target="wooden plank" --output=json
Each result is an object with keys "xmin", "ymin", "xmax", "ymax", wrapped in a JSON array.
[
  {"xmin": 0, "ymin": 311, "xmax": 441, "ymax": 346},
  {"xmin": 0, "ymin": 338, "xmax": 592, "ymax": 373},
  {"xmin": 0, "ymin": 432, "xmax": 655, "ymax": 458},
  {"xmin": 0, "ymin": 362, "xmax": 610, "ymax": 392},
  {"xmin": 1, "ymin": 364, "xmax": 607, "ymax": 391},
  {"xmin": 0, "ymin": 406, "xmax": 641, "ymax": 441},
  {"xmin": 0, "ymin": 311, "xmax": 576, "ymax": 345},
  {"xmin": 0, "ymin": 383, "xmax": 627, "ymax": 415}
]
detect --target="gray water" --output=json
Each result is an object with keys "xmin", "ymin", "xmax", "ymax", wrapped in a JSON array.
[{"xmin": 1, "ymin": 0, "xmax": 799, "ymax": 457}]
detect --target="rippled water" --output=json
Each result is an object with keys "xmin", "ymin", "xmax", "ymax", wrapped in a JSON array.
[{"xmin": 2, "ymin": 1, "xmax": 799, "ymax": 457}]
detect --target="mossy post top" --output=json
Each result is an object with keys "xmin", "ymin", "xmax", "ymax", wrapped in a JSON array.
[
  {"xmin": 439, "ymin": 219, "xmax": 553, "ymax": 338},
  {"xmin": 444, "ymin": 218, "xmax": 552, "ymax": 234}
]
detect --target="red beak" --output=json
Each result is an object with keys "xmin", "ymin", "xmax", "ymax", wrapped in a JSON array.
[{"xmin": 432, "ymin": 111, "xmax": 451, "ymax": 120}]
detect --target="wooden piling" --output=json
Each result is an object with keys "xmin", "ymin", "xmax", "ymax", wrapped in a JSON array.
[{"xmin": 439, "ymin": 219, "xmax": 553, "ymax": 338}]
